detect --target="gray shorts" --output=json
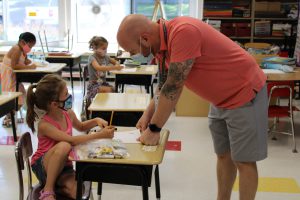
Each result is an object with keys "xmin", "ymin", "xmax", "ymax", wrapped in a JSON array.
[{"xmin": 208, "ymin": 85, "xmax": 268, "ymax": 162}]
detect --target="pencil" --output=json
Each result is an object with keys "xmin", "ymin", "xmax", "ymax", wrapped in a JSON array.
[{"xmin": 109, "ymin": 111, "xmax": 114, "ymax": 126}]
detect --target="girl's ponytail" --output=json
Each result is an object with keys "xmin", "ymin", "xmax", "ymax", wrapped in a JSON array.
[{"xmin": 26, "ymin": 84, "xmax": 37, "ymax": 132}]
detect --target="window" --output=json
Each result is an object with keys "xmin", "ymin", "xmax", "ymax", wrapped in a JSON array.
[
  {"xmin": 1, "ymin": 0, "xmax": 59, "ymax": 43},
  {"xmin": 132, "ymin": 0, "xmax": 190, "ymax": 20},
  {"xmin": 0, "ymin": 0, "xmax": 3, "ymax": 40},
  {"xmin": 75, "ymin": 0, "xmax": 130, "ymax": 52}
]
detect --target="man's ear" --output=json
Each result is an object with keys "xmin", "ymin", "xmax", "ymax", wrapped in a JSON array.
[{"xmin": 140, "ymin": 33, "xmax": 150, "ymax": 46}]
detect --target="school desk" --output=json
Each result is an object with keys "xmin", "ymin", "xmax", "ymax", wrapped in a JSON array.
[
  {"xmin": 72, "ymin": 127, "xmax": 170, "ymax": 200},
  {"xmin": 46, "ymin": 53, "xmax": 82, "ymax": 91},
  {"xmin": 265, "ymin": 68, "xmax": 300, "ymax": 99},
  {"xmin": 14, "ymin": 63, "xmax": 66, "ymax": 109},
  {"xmin": 111, "ymin": 65, "xmax": 158, "ymax": 97},
  {"xmin": 88, "ymin": 93, "xmax": 151, "ymax": 127},
  {"xmin": 264, "ymin": 68, "xmax": 300, "ymax": 81},
  {"xmin": 0, "ymin": 92, "xmax": 22, "ymax": 142}
]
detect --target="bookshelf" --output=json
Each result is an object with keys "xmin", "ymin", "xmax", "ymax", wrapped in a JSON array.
[{"xmin": 203, "ymin": 0, "xmax": 299, "ymax": 56}]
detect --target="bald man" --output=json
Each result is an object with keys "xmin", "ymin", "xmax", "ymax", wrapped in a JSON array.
[{"xmin": 117, "ymin": 14, "xmax": 268, "ymax": 200}]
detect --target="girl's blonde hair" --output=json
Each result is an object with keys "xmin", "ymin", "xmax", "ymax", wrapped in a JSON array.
[
  {"xmin": 89, "ymin": 36, "xmax": 108, "ymax": 50},
  {"xmin": 26, "ymin": 74, "xmax": 66, "ymax": 132}
]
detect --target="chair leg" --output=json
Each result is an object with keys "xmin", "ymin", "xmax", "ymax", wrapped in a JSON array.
[
  {"xmin": 271, "ymin": 117, "xmax": 278, "ymax": 140},
  {"xmin": 290, "ymin": 114, "xmax": 297, "ymax": 153}
]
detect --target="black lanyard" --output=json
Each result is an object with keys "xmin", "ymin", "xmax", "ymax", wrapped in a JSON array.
[{"xmin": 159, "ymin": 21, "xmax": 168, "ymax": 90}]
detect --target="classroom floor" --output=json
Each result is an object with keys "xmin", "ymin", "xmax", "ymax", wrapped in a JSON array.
[{"xmin": 0, "ymin": 81, "xmax": 300, "ymax": 200}]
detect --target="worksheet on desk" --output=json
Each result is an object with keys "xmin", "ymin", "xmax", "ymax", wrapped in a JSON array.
[
  {"xmin": 121, "ymin": 67, "xmax": 137, "ymax": 72},
  {"xmin": 262, "ymin": 69, "xmax": 285, "ymax": 74},
  {"xmin": 114, "ymin": 129, "xmax": 141, "ymax": 143}
]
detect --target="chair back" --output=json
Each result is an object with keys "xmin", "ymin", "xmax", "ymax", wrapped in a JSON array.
[
  {"xmin": 267, "ymin": 81, "xmax": 294, "ymax": 98},
  {"xmin": 82, "ymin": 65, "xmax": 89, "ymax": 97},
  {"xmin": 15, "ymin": 132, "xmax": 38, "ymax": 200}
]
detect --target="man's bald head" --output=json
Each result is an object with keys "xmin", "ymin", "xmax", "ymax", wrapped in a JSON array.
[
  {"xmin": 117, "ymin": 14, "xmax": 161, "ymax": 57},
  {"xmin": 117, "ymin": 14, "xmax": 152, "ymax": 48}
]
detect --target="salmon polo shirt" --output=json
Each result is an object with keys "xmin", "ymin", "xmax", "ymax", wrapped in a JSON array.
[{"xmin": 156, "ymin": 17, "xmax": 266, "ymax": 109}]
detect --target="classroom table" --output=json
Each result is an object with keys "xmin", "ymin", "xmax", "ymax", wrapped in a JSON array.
[
  {"xmin": 88, "ymin": 93, "xmax": 151, "ymax": 127},
  {"xmin": 72, "ymin": 127, "xmax": 170, "ymax": 200},
  {"xmin": 264, "ymin": 68, "xmax": 300, "ymax": 98},
  {"xmin": 111, "ymin": 65, "xmax": 158, "ymax": 97},
  {"xmin": 0, "ymin": 92, "xmax": 22, "ymax": 142},
  {"xmin": 264, "ymin": 68, "xmax": 300, "ymax": 81},
  {"xmin": 14, "ymin": 63, "xmax": 66, "ymax": 85},
  {"xmin": 13, "ymin": 63, "xmax": 66, "ymax": 109},
  {"xmin": 45, "ymin": 53, "xmax": 82, "ymax": 91}
]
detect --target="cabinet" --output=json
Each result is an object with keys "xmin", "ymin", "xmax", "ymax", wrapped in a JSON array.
[{"xmin": 203, "ymin": 0, "xmax": 299, "ymax": 56}]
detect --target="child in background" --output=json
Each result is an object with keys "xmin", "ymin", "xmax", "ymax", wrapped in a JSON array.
[
  {"xmin": 1, "ymin": 32, "xmax": 37, "ymax": 127},
  {"xmin": 87, "ymin": 36, "xmax": 123, "ymax": 101},
  {"xmin": 26, "ymin": 74, "xmax": 115, "ymax": 200}
]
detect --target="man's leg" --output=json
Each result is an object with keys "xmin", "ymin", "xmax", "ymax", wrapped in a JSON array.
[
  {"xmin": 217, "ymin": 151, "xmax": 237, "ymax": 200},
  {"xmin": 236, "ymin": 162, "xmax": 258, "ymax": 200}
]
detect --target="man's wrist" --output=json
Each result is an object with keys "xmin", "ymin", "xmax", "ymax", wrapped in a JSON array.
[{"xmin": 148, "ymin": 123, "xmax": 162, "ymax": 133}]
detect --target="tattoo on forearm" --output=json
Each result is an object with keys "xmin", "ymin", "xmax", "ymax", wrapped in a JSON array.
[{"xmin": 161, "ymin": 59, "xmax": 194, "ymax": 101}]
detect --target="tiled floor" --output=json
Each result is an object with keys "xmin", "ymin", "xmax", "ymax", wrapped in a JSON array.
[{"xmin": 0, "ymin": 81, "xmax": 300, "ymax": 200}]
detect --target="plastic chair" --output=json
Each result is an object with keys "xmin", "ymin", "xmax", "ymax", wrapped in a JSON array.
[
  {"xmin": 15, "ymin": 132, "xmax": 92, "ymax": 200},
  {"xmin": 267, "ymin": 81, "xmax": 298, "ymax": 153}
]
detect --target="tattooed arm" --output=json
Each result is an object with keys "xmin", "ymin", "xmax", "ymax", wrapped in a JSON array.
[{"xmin": 138, "ymin": 59, "xmax": 194, "ymax": 145}]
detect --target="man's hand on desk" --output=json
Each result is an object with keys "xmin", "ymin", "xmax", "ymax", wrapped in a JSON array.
[
  {"xmin": 136, "ymin": 113, "xmax": 151, "ymax": 131},
  {"xmin": 137, "ymin": 128, "xmax": 160, "ymax": 145}
]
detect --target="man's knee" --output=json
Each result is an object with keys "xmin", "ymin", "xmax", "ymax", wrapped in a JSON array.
[
  {"xmin": 217, "ymin": 151, "xmax": 232, "ymax": 160},
  {"xmin": 235, "ymin": 162, "xmax": 257, "ymax": 171}
]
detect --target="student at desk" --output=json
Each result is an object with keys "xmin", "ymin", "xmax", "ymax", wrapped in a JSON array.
[
  {"xmin": 1, "ymin": 32, "xmax": 37, "ymax": 127},
  {"xmin": 26, "ymin": 74, "xmax": 115, "ymax": 200},
  {"xmin": 87, "ymin": 36, "xmax": 123, "ymax": 103}
]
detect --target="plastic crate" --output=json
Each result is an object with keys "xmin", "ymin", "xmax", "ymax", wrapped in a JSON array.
[
  {"xmin": 236, "ymin": 23, "xmax": 251, "ymax": 37},
  {"xmin": 221, "ymin": 22, "xmax": 236, "ymax": 36}
]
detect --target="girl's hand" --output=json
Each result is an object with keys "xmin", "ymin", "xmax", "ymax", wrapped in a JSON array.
[
  {"xmin": 113, "ymin": 65, "xmax": 124, "ymax": 71},
  {"xmin": 95, "ymin": 118, "xmax": 108, "ymax": 127},
  {"xmin": 30, "ymin": 63, "xmax": 37, "ymax": 69},
  {"xmin": 97, "ymin": 126, "xmax": 115, "ymax": 138}
]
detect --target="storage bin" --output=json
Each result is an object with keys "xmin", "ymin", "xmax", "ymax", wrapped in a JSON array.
[
  {"xmin": 255, "ymin": 21, "xmax": 271, "ymax": 36},
  {"xmin": 221, "ymin": 22, "xmax": 236, "ymax": 36},
  {"xmin": 236, "ymin": 23, "xmax": 251, "ymax": 37}
]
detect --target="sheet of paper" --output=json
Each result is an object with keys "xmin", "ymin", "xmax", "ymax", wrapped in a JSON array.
[
  {"xmin": 122, "ymin": 67, "xmax": 137, "ymax": 72},
  {"xmin": 262, "ymin": 69, "xmax": 285, "ymax": 74},
  {"xmin": 145, "ymin": 66, "xmax": 154, "ymax": 71},
  {"xmin": 114, "ymin": 129, "xmax": 141, "ymax": 143}
]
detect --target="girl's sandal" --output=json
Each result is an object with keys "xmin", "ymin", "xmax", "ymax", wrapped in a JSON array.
[
  {"xmin": 2, "ymin": 117, "xmax": 12, "ymax": 128},
  {"xmin": 39, "ymin": 190, "xmax": 56, "ymax": 200}
]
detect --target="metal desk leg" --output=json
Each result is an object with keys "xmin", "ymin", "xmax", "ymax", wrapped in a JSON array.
[
  {"xmin": 151, "ymin": 84, "xmax": 154, "ymax": 98},
  {"xmin": 79, "ymin": 63, "xmax": 82, "ymax": 83},
  {"xmin": 141, "ymin": 168, "xmax": 149, "ymax": 200},
  {"xmin": 76, "ymin": 173, "xmax": 83, "ymax": 200},
  {"xmin": 155, "ymin": 165, "xmax": 161, "ymax": 200},
  {"xmin": 97, "ymin": 182, "xmax": 102, "ymax": 200},
  {"xmin": 10, "ymin": 111, "xmax": 17, "ymax": 142},
  {"xmin": 145, "ymin": 85, "xmax": 150, "ymax": 94},
  {"xmin": 69, "ymin": 64, "xmax": 74, "ymax": 93}
]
